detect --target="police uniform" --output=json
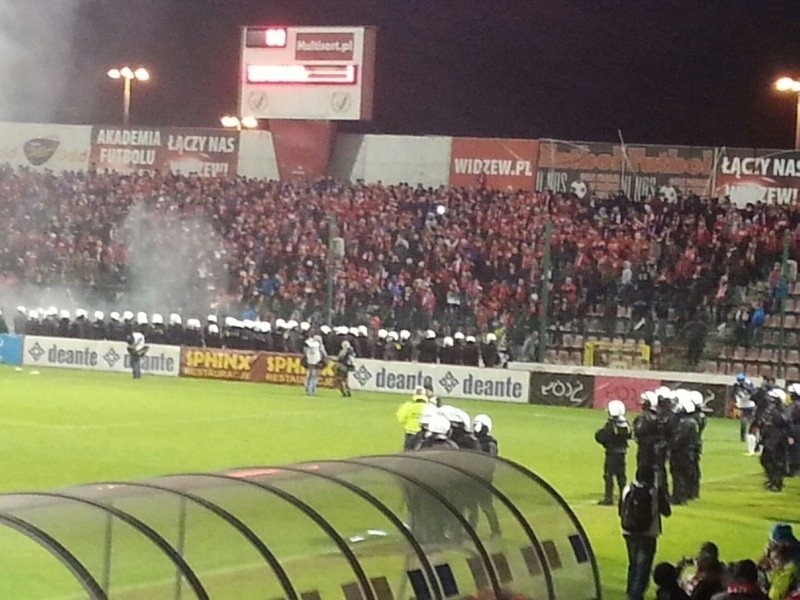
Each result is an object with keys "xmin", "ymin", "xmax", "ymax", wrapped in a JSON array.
[
  {"xmin": 481, "ymin": 341, "xmax": 501, "ymax": 367},
  {"xmin": 463, "ymin": 340, "xmax": 480, "ymax": 367},
  {"xmin": 595, "ymin": 415, "xmax": 632, "ymax": 504},
  {"xmin": 669, "ymin": 410, "xmax": 700, "ymax": 504}
]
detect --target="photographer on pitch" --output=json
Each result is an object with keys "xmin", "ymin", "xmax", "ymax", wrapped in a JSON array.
[{"xmin": 126, "ymin": 329, "xmax": 148, "ymax": 379}]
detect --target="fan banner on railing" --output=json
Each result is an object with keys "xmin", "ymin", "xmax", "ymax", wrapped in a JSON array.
[
  {"xmin": 536, "ymin": 139, "xmax": 716, "ymax": 200},
  {"xmin": 714, "ymin": 147, "xmax": 800, "ymax": 206}
]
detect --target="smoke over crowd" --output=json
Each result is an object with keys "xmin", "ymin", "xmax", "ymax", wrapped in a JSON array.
[{"xmin": 0, "ymin": 0, "xmax": 82, "ymax": 122}]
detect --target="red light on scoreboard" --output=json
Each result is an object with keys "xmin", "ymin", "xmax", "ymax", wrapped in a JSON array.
[
  {"xmin": 247, "ymin": 64, "xmax": 357, "ymax": 84},
  {"xmin": 265, "ymin": 28, "xmax": 286, "ymax": 47}
]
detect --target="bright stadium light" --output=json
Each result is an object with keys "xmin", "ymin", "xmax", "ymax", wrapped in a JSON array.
[
  {"xmin": 108, "ymin": 66, "xmax": 150, "ymax": 127},
  {"xmin": 774, "ymin": 76, "xmax": 800, "ymax": 149},
  {"xmin": 221, "ymin": 115, "xmax": 258, "ymax": 130}
]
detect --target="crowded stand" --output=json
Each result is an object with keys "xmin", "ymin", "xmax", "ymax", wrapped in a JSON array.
[{"xmin": 2, "ymin": 166, "xmax": 800, "ymax": 370}]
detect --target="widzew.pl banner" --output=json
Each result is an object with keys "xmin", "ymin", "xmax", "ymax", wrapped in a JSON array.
[
  {"xmin": 348, "ymin": 359, "xmax": 530, "ymax": 403},
  {"xmin": 22, "ymin": 336, "xmax": 180, "ymax": 377}
]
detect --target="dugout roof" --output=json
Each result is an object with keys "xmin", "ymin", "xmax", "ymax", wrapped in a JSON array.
[{"xmin": 0, "ymin": 452, "xmax": 600, "ymax": 599}]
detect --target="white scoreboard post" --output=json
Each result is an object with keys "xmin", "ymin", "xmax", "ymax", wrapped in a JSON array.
[{"xmin": 239, "ymin": 26, "xmax": 376, "ymax": 121}]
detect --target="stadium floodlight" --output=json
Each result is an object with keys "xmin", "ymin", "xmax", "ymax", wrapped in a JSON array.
[
  {"xmin": 220, "ymin": 115, "xmax": 258, "ymax": 130},
  {"xmin": 108, "ymin": 66, "xmax": 150, "ymax": 127},
  {"xmin": 774, "ymin": 76, "xmax": 800, "ymax": 149}
]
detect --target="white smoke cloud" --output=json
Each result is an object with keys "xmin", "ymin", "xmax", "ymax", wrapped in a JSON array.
[{"xmin": 0, "ymin": 0, "xmax": 81, "ymax": 121}]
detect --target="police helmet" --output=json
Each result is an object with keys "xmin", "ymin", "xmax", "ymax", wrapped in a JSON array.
[
  {"xmin": 688, "ymin": 390, "xmax": 705, "ymax": 407},
  {"xmin": 110, "ymin": 311, "xmax": 121, "ymax": 322},
  {"xmin": 169, "ymin": 313, "xmax": 181, "ymax": 325},
  {"xmin": 387, "ymin": 331, "xmax": 399, "ymax": 341},
  {"xmin": 640, "ymin": 390, "xmax": 658, "ymax": 410},
  {"xmin": 486, "ymin": 332, "xmax": 497, "ymax": 343},
  {"xmin": 465, "ymin": 335, "xmax": 477, "ymax": 344},
  {"xmin": 349, "ymin": 327, "xmax": 360, "ymax": 337},
  {"xmin": 94, "ymin": 310, "xmax": 105, "ymax": 321},
  {"xmin": 242, "ymin": 319, "xmax": 256, "ymax": 330},
  {"xmin": 454, "ymin": 331, "xmax": 465, "ymax": 341},
  {"xmin": 320, "ymin": 325, "xmax": 332, "ymax": 335},
  {"xmin": 17, "ymin": 305, "xmax": 26, "ymax": 314},
  {"xmin": 679, "ymin": 397, "xmax": 696, "ymax": 414},
  {"xmin": 47, "ymin": 306, "xmax": 58, "ymax": 317},
  {"xmin": 276, "ymin": 318, "xmax": 287, "ymax": 330},
  {"xmin": 788, "ymin": 382, "xmax": 800, "ymax": 398},
  {"xmin": 443, "ymin": 336, "xmax": 454, "ymax": 347},
  {"xmin": 28, "ymin": 308, "xmax": 39, "ymax": 320},
  {"xmin": 187, "ymin": 318, "xmax": 202, "ymax": 330},
  {"xmin": 607, "ymin": 400, "xmax": 626, "ymax": 418},
  {"xmin": 358, "ymin": 325, "xmax": 368, "ymax": 337},
  {"xmin": 224, "ymin": 316, "xmax": 237, "ymax": 328},
  {"xmin": 300, "ymin": 321, "xmax": 311, "ymax": 332},
  {"xmin": 123, "ymin": 310, "xmax": 134, "ymax": 322},
  {"xmin": 419, "ymin": 405, "xmax": 439, "ymax": 429},
  {"xmin": 59, "ymin": 309, "xmax": 70, "ymax": 320},
  {"xmin": 427, "ymin": 414, "xmax": 451, "ymax": 437},
  {"xmin": 75, "ymin": 309, "xmax": 88, "ymax": 319},
  {"xmin": 378, "ymin": 328, "xmax": 388, "ymax": 339},
  {"xmin": 136, "ymin": 311, "xmax": 148, "ymax": 325},
  {"xmin": 768, "ymin": 388, "xmax": 787, "ymax": 404},
  {"xmin": 208, "ymin": 323, "xmax": 220, "ymax": 334},
  {"xmin": 207, "ymin": 314, "xmax": 218, "ymax": 324},
  {"xmin": 286, "ymin": 319, "xmax": 299, "ymax": 330},
  {"xmin": 473, "ymin": 414, "xmax": 493, "ymax": 434},
  {"xmin": 400, "ymin": 330, "xmax": 411, "ymax": 341},
  {"xmin": 425, "ymin": 329, "xmax": 436, "ymax": 340},
  {"xmin": 413, "ymin": 385, "xmax": 426, "ymax": 396},
  {"xmin": 151, "ymin": 313, "xmax": 164, "ymax": 325},
  {"xmin": 655, "ymin": 385, "xmax": 671, "ymax": 398}
]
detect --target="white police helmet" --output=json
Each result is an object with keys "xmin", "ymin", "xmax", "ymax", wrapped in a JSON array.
[
  {"xmin": 110, "ymin": 311, "xmax": 121, "ymax": 322},
  {"xmin": 640, "ymin": 390, "xmax": 658, "ymax": 409},
  {"xmin": 427, "ymin": 414, "xmax": 452, "ymax": 437},
  {"xmin": 425, "ymin": 329, "xmax": 436, "ymax": 339},
  {"xmin": 320, "ymin": 325, "xmax": 332, "ymax": 335},
  {"xmin": 17, "ymin": 305, "xmax": 26, "ymax": 313},
  {"xmin": 151, "ymin": 313, "xmax": 164, "ymax": 325},
  {"xmin": 419, "ymin": 405, "xmax": 439, "ymax": 429},
  {"xmin": 465, "ymin": 335, "xmax": 477, "ymax": 344},
  {"xmin": 276, "ymin": 318, "xmax": 287, "ymax": 330},
  {"xmin": 688, "ymin": 390, "xmax": 704, "ymax": 407},
  {"xmin": 285, "ymin": 319, "xmax": 297, "ymax": 330},
  {"xmin": 208, "ymin": 323, "xmax": 220, "ymax": 334},
  {"xmin": 400, "ymin": 330, "xmax": 411, "ymax": 340},
  {"xmin": 768, "ymin": 388, "xmax": 787, "ymax": 404},
  {"xmin": 607, "ymin": 400, "xmax": 626, "ymax": 418},
  {"xmin": 123, "ymin": 310, "xmax": 134, "ymax": 321},
  {"xmin": 207, "ymin": 314, "xmax": 218, "ymax": 324},
  {"xmin": 136, "ymin": 311, "xmax": 148, "ymax": 325},
  {"xmin": 387, "ymin": 331, "xmax": 399, "ymax": 341},
  {"xmin": 75, "ymin": 309, "xmax": 88, "ymax": 319},
  {"xmin": 358, "ymin": 325, "xmax": 368, "ymax": 337},
  {"xmin": 378, "ymin": 328, "xmax": 388, "ymax": 339},
  {"xmin": 655, "ymin": 385, "xmax": 671, "ymax": 398},
  {"xmin": 473, "ymin": 414, "xmax": 493, "ymax": 434},
  {"xmin": 300, "ymin": 321, "xmax": 311, "ymax": 332},
  {"xmin": 788, "ymin": 382, "xmax": 800, "ymax": 397},
  {"xmin": 443, "ymin": 336, "xmax": 454, "ymax": 347},
  {"xmin": 169, "ymin": 313, "xmax": 181, "ymax": 325},
  {"xmin": 94, "ymin": 310, "xmax": 105, "ymax": 321},
  {"xmin": 59, "ymin": 309, "xmax": 70, "ymax": 320},
  {"xmin": 242, "ymin": 319, "xmax": 256, "ymax": 330},
  {"xmin": 454, "ymin": 331, "xmax": 465, "ymax": 341},
  {"xmin": 349, "ymin": 327, "xmax": 360, "ymax": 337},
  {"xmin": 486, "ymin": 332, "xmax": 497, "ymax": 343},
  {"xmin": 187, "ymin": 318, "xmax": 201, "ymax": 330},
  {"xmin": 27, "ymin": 308, "xmax": 39, "ymax": 319},
  {"xmin": 679, "ymin": 397, "xmax": 696, "ymax": 414},
  {"xmin": 47, "ymin": 306, "xmax": 58, "ymax": 317}
]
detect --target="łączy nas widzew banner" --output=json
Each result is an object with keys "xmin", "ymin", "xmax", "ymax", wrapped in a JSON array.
[{"xmin": 89, "ymin": 127, "xmax": 239, "ymax": 176}]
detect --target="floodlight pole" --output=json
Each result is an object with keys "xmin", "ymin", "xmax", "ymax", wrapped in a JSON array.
[
  {"xmin": 123, "ymin": 77, "xmax": 132, "ymax": 128},
  {"xmin": 538, "ymin": 221, "xmax": 552, "ymax": 362},
  {"xmin": 326, "ymin": 213, "xmax": 337, "ymax": 327},
  {"xmin": 778, "ymin": 229, "xmax": 790, "ymax": 378}
]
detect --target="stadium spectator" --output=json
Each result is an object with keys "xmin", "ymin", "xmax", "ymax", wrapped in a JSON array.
[
  {"xmin": 709, "ymin": 560, "xmax": 767, "ymax": 600},
  {"xmin": 758, "ymin": 523, "xmax": 800, "ymax": 600},
  {"xmin": 653, "ymin": 561, "xmax": 690, "ymax": 599}
]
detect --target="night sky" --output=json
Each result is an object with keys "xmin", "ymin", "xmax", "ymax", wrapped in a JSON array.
[{"xmin": 5, "ymin": 0, "xmax": 800, "ymax": 148}]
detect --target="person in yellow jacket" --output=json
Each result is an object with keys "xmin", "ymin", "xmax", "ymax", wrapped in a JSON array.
[{"xmin": 397, "ymin": 386, "xmax": 430, "ymax": 451}]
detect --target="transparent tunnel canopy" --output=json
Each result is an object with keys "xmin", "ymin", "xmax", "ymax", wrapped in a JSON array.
[{"xmin": 0, "ymin": 452, "xmax": 600, "ymax": 600}]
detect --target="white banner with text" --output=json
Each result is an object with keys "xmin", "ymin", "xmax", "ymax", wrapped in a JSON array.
[{"xmin": 22, "ymin": 336, "xmax": 180, "ymax": 377}]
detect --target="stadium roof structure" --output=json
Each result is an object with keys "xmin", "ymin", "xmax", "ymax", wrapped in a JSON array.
[{"xmin": 0, "ymin": 452, "xmax": 600, "ymax": 599}]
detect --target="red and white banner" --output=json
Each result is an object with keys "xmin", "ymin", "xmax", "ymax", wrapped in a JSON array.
[
  {"xmin": 593, "ymin": 375, "xmax": 660, "ymax": 413},
  {"xmin": 715, "ymin": 148, "xmax": 800, "ymax": 206},
  {"xmin": 449, "ymin": 137, "xmax": 539, "ymax": 190}
]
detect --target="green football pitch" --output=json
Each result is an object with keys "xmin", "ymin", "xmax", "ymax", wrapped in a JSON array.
[{"xmin": 0, "ymin": 366, "xmax": 796, "ymax": 599}]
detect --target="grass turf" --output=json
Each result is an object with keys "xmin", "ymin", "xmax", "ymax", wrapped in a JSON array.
[{"xmin": 0, "ymin": 366, "xmax": 797, "ymax": 599}]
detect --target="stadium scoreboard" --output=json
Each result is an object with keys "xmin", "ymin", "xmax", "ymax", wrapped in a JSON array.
[{"xmin": 240, "ymin": 26, "xmax": 376, "ymax": 121}]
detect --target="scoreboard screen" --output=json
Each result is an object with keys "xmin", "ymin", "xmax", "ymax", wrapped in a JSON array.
[{"xmin": 239, "ymin": 26, "xmax": 376, "ymax": 121}]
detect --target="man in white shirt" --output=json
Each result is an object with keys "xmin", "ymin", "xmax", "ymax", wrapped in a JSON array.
[{"xmin": 303, "ymin": 334, "xmax": 327, "ymax": 396}]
